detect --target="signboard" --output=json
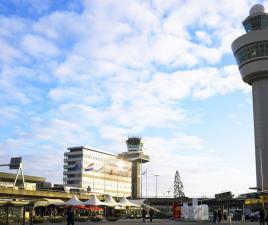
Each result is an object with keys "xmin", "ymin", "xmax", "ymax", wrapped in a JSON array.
[
  {"xmin": 9, "ymin": 157, "xmax": 22, "ymax": 169},
  {"xmin": 245, "ymin": 196, "xmax": 268, "ymax": 205}
]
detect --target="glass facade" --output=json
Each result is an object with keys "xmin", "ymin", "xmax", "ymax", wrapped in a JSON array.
[
  {"xmin": 234, "ymin": 41, "xmax": 268, "ymax": 66},
  {"xmin": 243, "ymin": 15, "xmax": 268, "ymax": 32}
]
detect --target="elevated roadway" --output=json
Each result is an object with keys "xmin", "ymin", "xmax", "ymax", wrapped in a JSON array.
[{"xmin": 0, "ymin": 186, "xmax": 91, "ymax": 200}]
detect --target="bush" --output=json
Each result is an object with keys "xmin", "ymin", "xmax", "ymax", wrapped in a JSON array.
[{"xmin": 49, "ymin": 217, "xmax": 65, "ymax": 223}]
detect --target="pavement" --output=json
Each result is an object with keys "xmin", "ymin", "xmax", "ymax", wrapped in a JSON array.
[{"xmin": 33, "ymin": 220, "xmax": 260, "ymax": 225}]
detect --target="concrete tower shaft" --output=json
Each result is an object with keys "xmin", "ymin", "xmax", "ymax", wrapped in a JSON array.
[{"xmin": 232, "ymin": 4, "xmax": 268, "ymax": 190}]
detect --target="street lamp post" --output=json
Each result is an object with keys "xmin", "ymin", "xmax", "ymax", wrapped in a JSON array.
[
  {"xmin": 154, "ymin": 174, "xmax": 159, "ymax": 198},
  {"xmin": 167, "ymin": 190, "xmax": 170, "ymax": 196}
]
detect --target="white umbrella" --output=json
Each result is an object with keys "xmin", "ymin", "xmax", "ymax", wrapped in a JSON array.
[
  {"xmin": 83, "ymin": 195, "xmax": 108, "ymax": 206},
  {"xmin": 103, "ymin": 194, "xmax": 120, "ymax": 207},
  {"xmin": 118, "ymin": 197, "xmax": 139, "ymax": 207},
  {"xmin": 64, "ymin": 195, "xmax": 84, "ymax": 206}
]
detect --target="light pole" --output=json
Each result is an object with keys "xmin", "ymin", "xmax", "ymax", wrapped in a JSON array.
[
  {"xmin": 154, "ymin": 174, "xmax": 159, "ymax": 198},
  {"xmin": 167, "ymin": 188, "xmax": 171, "ymax": 197}
]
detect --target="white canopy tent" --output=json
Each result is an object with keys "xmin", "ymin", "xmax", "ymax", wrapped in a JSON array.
[
  {"xmin": 118, "ymin": 197, "xmax": 139, "ymax": 207},
  {"xmin": 64, "ymin": 195, "xmax": 84, "ymax": 206},
  {"xmin": 83, "ymin": 195, "xmax": 108, "ymax": 206},
  {"xmin": 103, "ymin": 194, "xmax": 120, "ymax": 207}
]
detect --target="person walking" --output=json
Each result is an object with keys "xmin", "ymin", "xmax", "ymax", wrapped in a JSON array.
[
  {"xmin": 141, "ymin": 208, "xmax": 147, "ymax": 223},
  {"xmin": 65, "ymin": 207, "xmax": 74, "ymax": 225},
  {"xmin": 218, "ymin": 210, "xmax": 222, "ymax": 223},
  {"xmin": 260, "ymin": 210, "xmax": 265, "ymax": 225},
  {"xmin": 213, "ymin": 210, "xmax": 218, "ymax": 223},
  {"xmin": 149, "ymin": 208, "xmax": 154, "ymax": 222}
]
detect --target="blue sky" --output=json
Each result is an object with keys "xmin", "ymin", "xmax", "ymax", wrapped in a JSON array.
[{"xmin": 0, "ymin": 0, "xmax": 264, "ymax": 197}]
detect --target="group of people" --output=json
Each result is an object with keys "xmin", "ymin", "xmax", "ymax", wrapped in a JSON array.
[
  {"xmin": 65, "ymin": 206, "xmax": 155, "ymax": 224},
  {"xmin": 213, "ymin": 210, "xmax": 222, "ymax": 223},
  {"xmin": 141, "ymin": 208, "xmax": 155, "ymax": 223}
]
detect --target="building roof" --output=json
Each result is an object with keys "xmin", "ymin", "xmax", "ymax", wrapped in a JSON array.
[
  {"xmin": 67, "ymin": 146, "xmax": 130, "ymax": 160},
  {"xmin": 0, "ymin": 172, "xmax": 45, "ymax": 183}
]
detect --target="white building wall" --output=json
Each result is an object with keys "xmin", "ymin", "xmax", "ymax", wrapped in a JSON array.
[{"xmin": 64, "ymin": 147, "xmax": 131, "ymax": 197}]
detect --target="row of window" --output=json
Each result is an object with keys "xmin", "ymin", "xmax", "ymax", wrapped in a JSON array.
[
  {"xmin": 67, "ymin": 181, "xmax": 79, "ymax": 185},
  {"xmin": 67, "ymin": 174, "xmax": 81, "ymax": 178},
  {"xmin": 83, "ymin": 154, "xmax": 129, "ymax": 168},
  {"xmin": 234, "ymin": 41, "xmax": 268, "ymax": 66},
  {"xmin": 83, "ymin": 154, "xmax": 112, "ymax": 162},
  {"xmin": 81, "ymin": 180, "xmax": 130, "ymax": 189},
  {"xmin": 243, "ymin": 15, "xmax": 268, "ymax": 32}
]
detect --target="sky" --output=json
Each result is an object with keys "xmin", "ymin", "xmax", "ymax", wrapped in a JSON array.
[{"xmin": 0, "ymin": 0, "xmax": 266, "ymax": 197}]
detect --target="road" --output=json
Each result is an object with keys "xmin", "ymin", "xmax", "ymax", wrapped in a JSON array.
[{"xmin": 41, "ymin": 219, "xmax": 260, "ymax": 225}]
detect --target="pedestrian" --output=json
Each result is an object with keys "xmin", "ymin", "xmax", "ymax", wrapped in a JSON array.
[
  {"xmin": 218, "ymin": 210, "xmax": 222, "ymax": 223},
  {"xmin": 141, "ymin": 208, "xmax": 147, "ymax": 223},
  {"xmin": 213, "ymin": 210, "xmax": 218, "ymax": 223},
  {"xmin": 260, "ymin": 210, "xmax": 265, "ymax": 225},
  {"xmin": 149, "ymin": 208, "xmax": 154, "ymax": 222},
  {"xmin": 65, "ymin": 207, "xmax": 74, "ymax": 225}
]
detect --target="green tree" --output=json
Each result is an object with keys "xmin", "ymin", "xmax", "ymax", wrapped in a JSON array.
[{"xmin": 174, "ymin": 170, "xmax": 185, "ymax": 198}]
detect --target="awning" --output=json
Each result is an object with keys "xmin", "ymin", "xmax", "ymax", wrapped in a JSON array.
[
  {"xmin": 83, "ymin": 195, "xmax": 108, "ymax": 206},
  {"xmin": 64, "ymin": 195, "xmax": 84, "ymax": 206},
  {"xmin": 103, "ymin": 194, "xmax": 120, "ymax": 207},
  {"xmin": 118, "ymin": 197, "xmax": 139, "ymax": 207}
]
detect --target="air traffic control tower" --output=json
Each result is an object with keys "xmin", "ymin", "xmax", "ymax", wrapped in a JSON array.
[
  {"xmin": 232, "ymin": 4, "xmax": 268, "ymax": 191},
  {"xmin": 118, "ymin": 137, "xmax": 150, "ymax": 198}
]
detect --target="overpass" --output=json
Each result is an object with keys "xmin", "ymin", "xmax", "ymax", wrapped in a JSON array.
[{"xmin": 0, "ymin": 186, "xmax": 92, "ymax": 200}]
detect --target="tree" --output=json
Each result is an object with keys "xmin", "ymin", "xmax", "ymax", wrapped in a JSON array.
[{"xmin": 174, "ymin": 170, "xmax": 185, "ymax": 198}]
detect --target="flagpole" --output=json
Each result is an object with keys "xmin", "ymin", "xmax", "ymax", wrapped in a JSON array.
[
  {"xmin": 141, "ymin": 160, "xmax": 142, "ymax": 198},
  {"xmin": 146, "ymin": 168, "xmax": 147, "ymax": 199},
  {"xmin": 93, "ymin": 171, "xmax": 95, "ymax": 192},
  {"xmin": 103, "ymin": 165, "xmax": 106, "ymax": 194}
]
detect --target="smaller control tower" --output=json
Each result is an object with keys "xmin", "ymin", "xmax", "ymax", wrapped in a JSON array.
[{"xmin": 119, "ymin": 137, "xmax": 150, "ymax": 198}]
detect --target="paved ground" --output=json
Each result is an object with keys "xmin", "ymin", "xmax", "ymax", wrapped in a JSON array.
[{"xmin": 39, "ymin": 220, "xmax": 260, "ymax": 225}]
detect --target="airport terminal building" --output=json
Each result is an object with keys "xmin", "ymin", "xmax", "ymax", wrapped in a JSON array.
[{"xmin": 63, "ymin": 146, "xmax": 132, "ymax": 197}]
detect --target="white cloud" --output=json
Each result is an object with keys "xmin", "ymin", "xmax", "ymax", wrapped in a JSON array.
[{"xmin": 21, "ymin": 34, "xmax": 60, "ymax": 58}]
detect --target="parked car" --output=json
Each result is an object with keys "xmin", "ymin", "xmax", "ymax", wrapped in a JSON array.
[{"xmin": 249, "ymin": 211, "xmax": 260, "ymax": 222}]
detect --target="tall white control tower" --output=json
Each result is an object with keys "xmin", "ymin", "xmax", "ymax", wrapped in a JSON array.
[{"xmin": 232, "ymin": 4, "xmax": 268, "ymax": 191}]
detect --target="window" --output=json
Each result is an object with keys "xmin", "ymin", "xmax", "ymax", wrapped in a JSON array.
[
  {"xmin": 235, "ymin": 41, "xmax": 268, "ymax": 66},
  {"xmin": 243, "ymin": 15, "xmax": 268, "ymax": 32}
]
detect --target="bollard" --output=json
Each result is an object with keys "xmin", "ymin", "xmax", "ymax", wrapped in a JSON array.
[
  {"xmin": 228, "ymin": 215, "xmax": 232, "ymax": 225},
  {"xmin": 241, "ymin": 215, "xmax": 245, "ymax": 224}
]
